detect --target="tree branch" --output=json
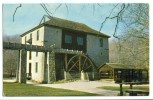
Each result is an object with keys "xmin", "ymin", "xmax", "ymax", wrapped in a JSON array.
[
  {"xmin": 42, "ymin": 3, "xmax": 52, "ymax": 15},
  {"xmin": 40, "ymin": 4, "xmax": 52, "ymax": 18},
  {"xmin": 53, "ymin": 4, "xmax": 62, "ymax": 14},
  {"xmin": 99, "ymin": 4, "xmax": 119, "ymax": 33},
  {"xmin": 99, "ymin": 4, "xmax": 126, "ymax": 39},
  {"xmin": 93, "ymin": 4, "xmax": 95, "ymax": 15},
  {"xmin": 113, "ymin": 4, "xmax": 125, "ymax": 39},
  {"xmin": 97, "ymin": 3, "xmax": 103, "ymax": 7},
  {"xmin": 65, "ymin": 4, "xmax": 69, "ymax": 17},
  {"xmin": 13, "ymin": 4, "xmax": 22, "ymax": 22}
]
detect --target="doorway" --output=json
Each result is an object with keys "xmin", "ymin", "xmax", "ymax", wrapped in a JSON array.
[{"xmin": 28, "ymin": 63, "xmax": 32, "ymax": 79}]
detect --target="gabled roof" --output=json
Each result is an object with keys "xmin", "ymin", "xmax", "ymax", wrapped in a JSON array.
[
  {"xmin": 21, "ymin": 17, "xmax": 110, "ymax": 37},
  {"xmin": 99, "ymin": 63, "xmax": 146, "ymax": 70}
]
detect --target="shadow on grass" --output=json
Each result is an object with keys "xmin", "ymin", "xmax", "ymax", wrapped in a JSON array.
[{"xmin": 98, "ymin": 86, "xmax": 149, "ymax": 91}]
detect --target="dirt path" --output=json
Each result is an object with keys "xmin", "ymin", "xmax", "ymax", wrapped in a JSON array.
[{"xmin": 33, "ymin": 80, "xmax": 119, "ymax": 96}]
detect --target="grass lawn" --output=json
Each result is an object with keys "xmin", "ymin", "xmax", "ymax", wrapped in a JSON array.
[
  {"xmin": 3, "ymin": 82, "xmax": 98, "ymax": 96},
  {"xmin": 98, "ymin": 85, "xmax": 149, "ymax": 91}
]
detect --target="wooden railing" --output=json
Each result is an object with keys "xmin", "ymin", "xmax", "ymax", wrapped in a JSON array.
[{"xmin": 3, "ymin": 42, "xmax": 83, "ymax": 54}]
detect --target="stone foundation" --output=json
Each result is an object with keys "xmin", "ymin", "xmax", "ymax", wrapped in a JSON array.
[{"xmin": 49, "ymin": 52, "xmax": 56, "ymax": 83}]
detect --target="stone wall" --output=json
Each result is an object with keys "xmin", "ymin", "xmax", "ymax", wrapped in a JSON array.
[
  {"xmin": 44, "ymin": 26, "xmax": 62, "ymax": 48},
  {"xmin": 87, "ymin": 35, "xmax": 109, "ymax": 67},
  {"xmin": 49, "ymin": 52, "xmax": 56, "ymax": 83}
]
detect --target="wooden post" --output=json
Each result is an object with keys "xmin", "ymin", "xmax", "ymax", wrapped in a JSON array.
[
  {"xmin": 79, "ymin": 55, "xmax": 81, "ymax": 72},
  {"xmin": 110, "ymin": 71, "xmax": 112, "ymax": 78},
  {"xmin": 120, "ymin": 70, "xmax": 123, "ymax": 83},
  {"xmin": 64, "ymin": 54, "xmax": 68, "ymax": 80},
  {"xmin": 113, "ymin": 69, "xmax": 115, "ymax": 81},
  {"xmin": 139, "ymin": 69, "xmax": 142, "ymax": 82},
  {"xmin": 16, "ymin": 50, "xmax": 20, "ymax": 82},
  {"xmin": 65, "ymin": 54, "xmax": 68, "ymax": 71},
  {"xmin": 120, "ymin": 83, "xmax": 123, "ymax": 96},
  {"xmin": 130, "ymin": 83, "xmax": 133, "ymax": 89},
  {"xmin": 43, "ymin": 52, "xmax": 48, "ymax": 83},
  {"xmin": 19, "ymin": 49, "xmax": 27, "ymax": 83},
  {"xmin": 147, "ymin": 70, "xmax": 149, "ymax": 81},
  {"xmin": 140, "ymin": 69, "xmax": 142, "ymax": 82}
]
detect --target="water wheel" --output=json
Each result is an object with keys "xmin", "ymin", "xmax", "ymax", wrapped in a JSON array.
[{"xmin": 64, "ymin": 54, "xmax": 97, "ymax": 80}]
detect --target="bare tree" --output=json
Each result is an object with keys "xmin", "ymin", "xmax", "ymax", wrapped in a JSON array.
[
  {"xmin": 109, "ymin": 4, "xmax": 149, "ymax": 68},
  {"xmin": 3, "ymin": 35, "xmax": 20, "ymax": 78}
]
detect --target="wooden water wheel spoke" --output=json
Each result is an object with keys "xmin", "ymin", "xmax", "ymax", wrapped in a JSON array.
[
  {"xmin": 67, "ymin": 54, "xmax": 95, "ymax": 73},
  {"xmin": 71, "ymin": 61, "xmax": 79, "ymax": 69},
  {"xmin": 67, "ymin": 55, "xmax": 79, "ymax": 66},
  {"xmin": 84, "ymin": 65, "xmax": 92, "ymax": 71},
  {"xmin": 68, "ymin": 60, "xmax": 79, "ymax": 71},
  {"xmin": 82, "ymin": 57, "xmax": 87, "ymax": 69}
]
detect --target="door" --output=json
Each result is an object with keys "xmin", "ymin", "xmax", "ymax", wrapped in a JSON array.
[{"xmin": 29, "ymin": 63, "xmax": 32, "ymax": 77}]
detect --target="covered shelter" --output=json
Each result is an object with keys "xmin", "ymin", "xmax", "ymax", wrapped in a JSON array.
[{"xmin": 98, "ymin": 63, "xmax": 149, "ymax": 83}]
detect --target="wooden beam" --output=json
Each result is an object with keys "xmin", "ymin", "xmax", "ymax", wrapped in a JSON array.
[
  {"xmin": 82, "ymin": 57, "xmax": 87, "ymax": 70},
  {"xmin": 3, "ymin": 42, "xmax": 83, "ymax": 54}
]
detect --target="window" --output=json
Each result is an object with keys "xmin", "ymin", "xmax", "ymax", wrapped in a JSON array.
[
  {"xmin": 30, "ymin": 33, "xmax": 32, "ymax": 43},
  {"xmin": 77, "ymin": 36, "xmax": 84, "ymax": 45},
  {"xmin": 25, "ymin": 36, "xmax": 26, "ymax": 44},
  {"xmin": 35, "ymin": 62, "xmax": 38, "ymax": 73},
  {"xmin": 37, "ymin": 30, "xmax": 39, "ymax": 40},
  {"xmin": 65, "ymin": 34, "xmax": 72, "ymax": 44},
  {"xmin": 99, "ymin": 38, "xmax": 103, "ymax": 47},
  {"xmin": 62, "ymin": 31, "xmax": 86, "ymax": 52},
  {"xmin": 29, "ymin": 51, "xmax": 32, "ymax": 60},
  {"xmin": 36, "ymin": 52, "xmax": 38, "ymax": 57},
  {"xmin": 30, "ymin": 33, "xmax": 32, "ymax": 39}
]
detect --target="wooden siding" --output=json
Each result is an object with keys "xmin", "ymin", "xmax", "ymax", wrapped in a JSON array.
[
  {"xmin": 99, "ymin": 64, "xmax": 149, "ymax": 83},
  {"xmin": 62, "ymin": 30, "xmax": 87, "ymax": 53}
]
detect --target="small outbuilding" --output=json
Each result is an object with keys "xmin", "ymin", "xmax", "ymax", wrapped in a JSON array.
[{"xmin": 98, "ymin": 63, "xmax": 149, "ymax": 83}]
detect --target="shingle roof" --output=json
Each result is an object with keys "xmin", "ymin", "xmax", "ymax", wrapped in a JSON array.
[
  {"xmin": 21, "ymin": 17, "xmax": 110, "ymax": 37},
  {"xmin": 99, "ymin": 63, "xmax": 146, "ymax": 70}
]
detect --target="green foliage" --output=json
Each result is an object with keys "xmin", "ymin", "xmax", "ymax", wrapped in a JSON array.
[{"xmin": 3, "ymin": 82, "xmax": 98, "ymax": 96}]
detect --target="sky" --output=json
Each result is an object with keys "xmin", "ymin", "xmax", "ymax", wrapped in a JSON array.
[{"xmin": 2, "ymin": 3, "xmax": 119, "ymax": 37}]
